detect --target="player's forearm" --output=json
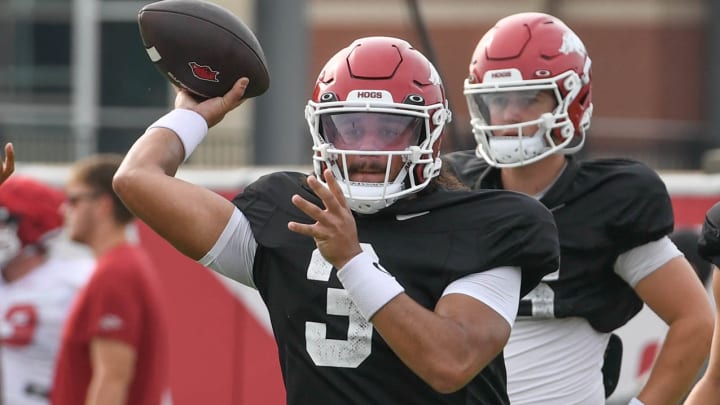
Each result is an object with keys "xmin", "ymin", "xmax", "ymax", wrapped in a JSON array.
[
  {"xmin": 84, "ymin": 375, "xmax": 130, "ymax": 405},
  {"xmin": 113, "ymin": 128, "xmax": 184, "ymax": 218},
  {"xmin": 371, "ymin": 293, "xmax": 508, "ymax": 393},
  {"xmin": 684, "ymin": 374, "xmax": 720, "ymax": 405},
  {"xmin": 637, "ymin": 317, "xmax": 713, "ymax": 404},
  {"xmin": 120, "ymin": 127, "xmax": 185, "ymax": 177},
  {"xmin": 685, "ymin": 304, "xmax": 720, "ymax": 404}
]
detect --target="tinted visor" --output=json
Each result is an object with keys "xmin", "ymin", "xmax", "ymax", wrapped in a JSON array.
[
  {"xmin": 321, "ymin": 112, "xmax": 423, "ymax": 151},
  {"xmin": 471, "ymin": 89, "xmax": 551, "ymax": 123}
]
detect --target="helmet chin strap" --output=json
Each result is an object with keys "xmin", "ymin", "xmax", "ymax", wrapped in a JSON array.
[
  {"xmin": 487, "ymin": 113, "xmax": 554, "ymax": 165},
  {"xmin": 488, "ymin": 135, "xmax": 546, "ymax": 164},
  {"xmin": 338, "ymin": 181, "xmax": 404, "ymax": 214}
]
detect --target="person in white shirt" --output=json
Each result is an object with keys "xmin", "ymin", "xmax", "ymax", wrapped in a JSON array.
[{"xmin": 0, "ymin": 176, "xmax": 93, "ymax": 405}]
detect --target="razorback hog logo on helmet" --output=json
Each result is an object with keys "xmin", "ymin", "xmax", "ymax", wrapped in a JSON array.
[
  {"xmin": 559, "ymin": 31, "xmax": 586, "ymax": 56},
  {"xmin": 188, "ymin": 62, "xmax": 220, "ymax": 82},
  {"xmin": 427, "ymin": 61, "xmax": 442, "ymax": 86}
]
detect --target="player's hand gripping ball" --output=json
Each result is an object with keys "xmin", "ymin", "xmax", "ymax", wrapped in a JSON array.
[{"xmin": 138, "ymin": 0, "xmax": 270, "ymax": 100}]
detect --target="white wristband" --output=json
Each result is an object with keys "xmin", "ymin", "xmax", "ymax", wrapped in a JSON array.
[
  {"xmin": 336, "ymin": 251, "xmax": 404, "ymax": 321},
  {"xmin": 148, "ymin": 109, "xmax": 208, "ymax": 161},
  {"xmin": 628, "ymin": 398, "xmax": 645, "ymax": 405}
]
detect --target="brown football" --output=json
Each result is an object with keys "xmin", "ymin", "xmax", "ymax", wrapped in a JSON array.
[{"xmin": 137, "ymin": 0, "xmax": 270, "ymax": 100}]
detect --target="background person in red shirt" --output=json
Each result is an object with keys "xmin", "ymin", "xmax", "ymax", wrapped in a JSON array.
[{"xmin": 52, "ymin": 154, "xmax": 171, "ymax": 405}]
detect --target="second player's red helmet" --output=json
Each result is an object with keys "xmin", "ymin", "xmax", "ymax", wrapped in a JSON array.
[
  {"xmin": 0, "ymin": 176, "xmax": 64, "ymax": 266},
  {"xmin": 465, "ymin": 12, "xmax": 593, "ymax": 167},
  {"xmin": 305, "ymin": 36, "xmax": 451, "ymax": 214}
]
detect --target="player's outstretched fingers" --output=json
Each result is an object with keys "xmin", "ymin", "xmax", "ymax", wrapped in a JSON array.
[
  {"xmin": 304, "ymin": 174, "xmax": 342, "ymax": 213},
  {"xmin": 322, "ymin": 169, "xmax": 349, "ymax": 210},
  {"xmin": 0, "ymin": 143, "xmax": 15, "ymax": 185},
  {"xmin": 286, "ymin": 213, "xmax": 315, "ymax": 238},
  {"xmin": 291, "ymin": 190, "xmax": 325, "ymax": 222},
  {"xmin": 302, "ymin": 172, "xmax": 348, "ymax": 217}
]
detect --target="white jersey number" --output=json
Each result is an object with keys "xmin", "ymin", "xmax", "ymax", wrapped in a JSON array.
[
  {"xmin": 304, "ymin": 244, "xmax": 375, "ymax": 368},
  {"xmin": 521, "ymin": 268, "xmax": 560, "ymax": 318}
]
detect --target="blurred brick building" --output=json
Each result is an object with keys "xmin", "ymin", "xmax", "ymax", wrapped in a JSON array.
[{"xmin": 0, "ymin": 0, "xmax": 711, "ymax": 169}]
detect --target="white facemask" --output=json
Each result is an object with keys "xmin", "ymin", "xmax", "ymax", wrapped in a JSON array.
[{"xmin": 0, "ymin": 224, "xmax": 22, "ymax": 268}]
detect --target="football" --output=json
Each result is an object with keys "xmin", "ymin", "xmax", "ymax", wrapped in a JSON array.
[{"xmin": 137, "ymin": 0, "xmax": 270, "ymax": 100}]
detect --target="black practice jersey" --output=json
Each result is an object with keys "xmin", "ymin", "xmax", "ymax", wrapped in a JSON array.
[
  {"xmin": 232, "ymin": 171, "xmax": 559, "ymax": 405},
  {"xmin": 443, "ymin": 150, "xmax": 674, "ymax": 333}
]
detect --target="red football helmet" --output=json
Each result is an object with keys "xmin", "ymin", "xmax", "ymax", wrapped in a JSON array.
[
  {"xmin": 305, "ymin": 36, "xmax": 451, "ymax": 214},
  {"xmin": 464, "ymin": 12, "xmax": 593, "ymax": 167},
  {"xmin": 0, "ymin": 176, "xmax": 64, "ymax": 250}
]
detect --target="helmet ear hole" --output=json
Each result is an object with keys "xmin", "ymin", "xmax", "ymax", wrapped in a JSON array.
[
  {"xmin": 319, "ymin": 92, "xmax": 338, "ymax": 102},
  {"xmin": 404, "ymin": 94, "xmax": 425, "ymax": 105}
]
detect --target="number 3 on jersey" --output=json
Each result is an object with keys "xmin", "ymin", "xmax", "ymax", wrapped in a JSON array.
[
  {"xmin": 305, "ymin": 243, "xmax": 376, "ymax": 368},
  {"xmin": 0, "ymin": 304, "xmax": 39, "ymax": 346}
]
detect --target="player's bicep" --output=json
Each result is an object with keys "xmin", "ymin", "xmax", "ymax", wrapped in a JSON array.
[
  {"xmin": 634, "ymin": 256, "xmax": 709, "ymax": 325},
  {"xmin": 432, "ymin": 267, "xmax": 521, "ymax": 359},
  {"xmin": 440, "ymin": 266, "xmax": 522, "ymax": 327},
  {"xmin": 614, "ymin": 236, "xmax": 682, "ymax": 287},
  {"xmin": 200, "ymin": 207, "xmax": 257, "ymax": 288},
  {"xmin": 433, "ymin": 293, "xmax": 513, "ymax": 366}
]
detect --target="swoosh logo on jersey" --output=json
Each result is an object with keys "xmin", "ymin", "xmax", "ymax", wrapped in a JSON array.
[
  {"xmin": 99, "ymin": 314, "xmax": 124, "ymax": 331},
  {"xmin": 395, "ymin": 211, "xmax": 430, "ymax": 221}
]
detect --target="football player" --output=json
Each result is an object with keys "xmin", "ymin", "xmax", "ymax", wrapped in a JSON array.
[
  {"xmin": 113, "ymin": 36, "xmax": 560, "ymax": 403},
  {"xmin": 0, "ymin": 176, "xmax": 94, "ymax": 405},
  {"xmin": 443, "ymin": 12, "xmax": 713, "ymax": 405},
  {"xmin": 685, "ymin": 202, "xmax": 720, "ymax": 404}
]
